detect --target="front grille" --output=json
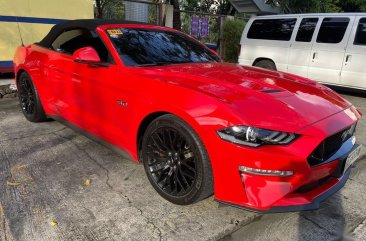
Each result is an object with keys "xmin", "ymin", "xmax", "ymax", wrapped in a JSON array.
[{"xmin": 308, "ymin": 124, "xmax": 356, "ymax": 166}]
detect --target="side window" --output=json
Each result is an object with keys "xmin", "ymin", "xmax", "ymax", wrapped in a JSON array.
[
  {"xmin": 247, "ymin": 18, "xmax": 297, "ymax": 41},
  {"xmin": 51, "ymin": 29, "xmax": 111, "ymax": 62},
  {"xmin": 354, "ymin": 18, "xmax": 366, "ymax": 46},
  {"xmin": 51, "ymin": 29, "xmax": 88, "ymax": 53},
  {"xmin": 316, "ymin": 18, "xmax": 350, "ymax": 44},
  {"xmin": 296, "ymin": 18, "xmax": 318, "ymax": 42}
]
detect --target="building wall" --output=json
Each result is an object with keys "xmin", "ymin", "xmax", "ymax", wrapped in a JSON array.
[{"xmin": 0, "ymin": 0, "xmax": 94, "ymax": 72}]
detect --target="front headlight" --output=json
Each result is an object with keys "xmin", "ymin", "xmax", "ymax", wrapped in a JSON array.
[{"xmin": 217, "ymin": 126, "xmax": 297, "ymax": 147}]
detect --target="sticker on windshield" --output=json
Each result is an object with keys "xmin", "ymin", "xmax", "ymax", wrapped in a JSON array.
[{"xmin": 107, "ymin": 29, "xmax": 123, "ymax": 38}]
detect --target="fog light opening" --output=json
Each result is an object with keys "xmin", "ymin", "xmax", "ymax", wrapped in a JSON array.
[{"xmin": 239, "ymin": 166, "xmax": 293, "ymax": 176}]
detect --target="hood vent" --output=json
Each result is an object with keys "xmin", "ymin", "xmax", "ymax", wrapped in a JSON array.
[{"xmin": 261, "ymin": 89, "xmax": 283, "ymax": 93}]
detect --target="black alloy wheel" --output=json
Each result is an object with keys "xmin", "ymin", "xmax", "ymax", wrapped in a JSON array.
[
  {"xmin": 141, "ymin": 114, "xmax": 213, "ymax": 205},
  {"xmin": 17, "ymin": 72, "xmax": 47, "ymax": 122}
]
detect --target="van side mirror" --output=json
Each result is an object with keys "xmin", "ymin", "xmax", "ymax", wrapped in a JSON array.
[{"xmin": 73, "ymin": 46, "xmax": 108, "ymax": 67}]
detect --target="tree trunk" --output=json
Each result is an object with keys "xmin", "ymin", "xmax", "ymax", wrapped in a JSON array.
[
  {"xmin": 95, "ymin": 0, "xmax": 103, "ymax": 18},
  {"xmin": 170, "ymin": 0, "xmax": 181, "ymax": 30}
]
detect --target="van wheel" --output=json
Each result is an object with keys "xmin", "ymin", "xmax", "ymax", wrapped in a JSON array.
[{"xmin": 254, "ymin": 60, "xmax": 277, "ymax": 71}]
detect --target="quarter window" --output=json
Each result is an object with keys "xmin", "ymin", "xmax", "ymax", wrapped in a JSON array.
[
  {"xmin": 247, "ymin": 18, "xmax": 297, "ymax": 41},
  {"xmin": 51, "ymin": 29, "xmax": 89, "ymax": 53},
  {"xmin": 354, "ymin": 18, "xmax": 366, "ymax": 45},
  {"xmin": 296, "ymin": 18, "xmax": 318, "ymax": 42},
  {"xmin": 316, "ymin": 18, "xmax": 350, "ymax": 44}
]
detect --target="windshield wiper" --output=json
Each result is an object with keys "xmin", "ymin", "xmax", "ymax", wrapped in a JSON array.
[
  {"xmin": 134, "ymin": 60, "xmax": 214, "ymax": 67},
  {"xmin": 135, "ymin": 62, "xmax": 173, "ymax": 67}
]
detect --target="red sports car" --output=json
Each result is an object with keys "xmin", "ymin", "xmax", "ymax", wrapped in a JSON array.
[{"xmin": 13, "ymin": 19, "xmax": 362, "ymax": 212}]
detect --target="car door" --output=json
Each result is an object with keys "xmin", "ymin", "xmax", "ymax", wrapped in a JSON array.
[
  {"xmin": 54, "ymin": 31, "xmax": 123, "ymax": 140},
  {"xmin": 45, "ymin": 29, "xmax": 90, "ymax": 116},
  {"xmin": 287, "ymin": 17, "xmax": 319, "ymax": 77},
  {"xmin": 288, "ymin": 17, "xmax": 319, "ymax": 77},
  {"xmin": 308, "ymin": 16, "xmax": 355, "ymax": 85},
  {"xmin": 45, "ymin": 29, "xmax": 123, "ymax": 140},
  {"xmin": 341, "ymin": 17, "xmax": 366, "ymax": 90},
  {"xmin": 65, "ymin": 49, "xmax": 121, "ymax": 141}
]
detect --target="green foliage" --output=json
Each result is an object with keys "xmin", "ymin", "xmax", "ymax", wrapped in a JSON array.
[
  {"xmin": 266, "ymin": 0, "xmax": 366, "ymax": 13},
  {"xmin": 182, "ymin": 0, "xmax": 233, "ymax": 14},
  {"xmin": 222, "ymin": 19, "xmax": 246, "ymax": 63}
]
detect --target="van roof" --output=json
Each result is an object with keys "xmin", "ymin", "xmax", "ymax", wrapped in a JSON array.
[{"xmin": 254, "ymin": 13, "xmax": 366, "ymax": 19}]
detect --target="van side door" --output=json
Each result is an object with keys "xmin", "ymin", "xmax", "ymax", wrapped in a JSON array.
[
  {"xmin": 308, "ymin": 16, "xmax": 355, "ymax": 85},
  {"xmin": 341, "ymin": 17, "xmax": 366, "ymax": 89},
  {"xmin": 288, "ymin": 17, "xmax": 319, "ymax": 77}
]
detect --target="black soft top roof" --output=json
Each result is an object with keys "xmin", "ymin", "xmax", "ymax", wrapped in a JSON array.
[{"xmin": 38, "ymin": 19, "xmax": 153, "ymax": 47}]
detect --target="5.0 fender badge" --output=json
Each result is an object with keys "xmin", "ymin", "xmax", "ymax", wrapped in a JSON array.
[{"xmin": 116, "ymin": 100, "xmax": 128, "ymax": 107}]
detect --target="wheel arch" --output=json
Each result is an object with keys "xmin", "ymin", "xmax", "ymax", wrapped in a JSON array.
[
  {"xmin": 252, "ymin": 57, "xmax": 276, "ymax": 67},
  {"xmin": 136, "ymin": 111, "xmax": 171, "ymax": 161},
  {"xmin": 135, "ymin": 109, "xmax": 209, "ymax": 163},
  {"xmin": 16, "ymin": 69, "xmax": 27, "ymax": 84}
]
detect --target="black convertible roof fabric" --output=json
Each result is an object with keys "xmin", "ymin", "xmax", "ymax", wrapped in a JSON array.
[{"xmin": 38, "ymin": 19, "xmax": 152, "ymax": 47}]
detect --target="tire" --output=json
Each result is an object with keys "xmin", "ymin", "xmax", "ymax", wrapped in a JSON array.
[
  {"xmin": 141, "ymin": 114, "xmax": 213, "ymax": 205},
  {"xmin": 254, "ymin": 59, "xmax": 277, "ymax": 70},
  {"xmin": 17, "ymin": 72, "xmax": 47, "ymax": 122}
]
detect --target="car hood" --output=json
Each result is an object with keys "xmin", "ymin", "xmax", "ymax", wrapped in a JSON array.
[{"xmin": 136, "ymin": 62, "xmax": 353, "ymax": 132}]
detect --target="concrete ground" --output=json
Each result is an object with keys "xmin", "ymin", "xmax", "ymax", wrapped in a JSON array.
[{"xmin": 0, "ymin": 94, "xmax": 365, "ymax": 241}]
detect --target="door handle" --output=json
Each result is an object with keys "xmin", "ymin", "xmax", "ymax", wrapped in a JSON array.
[
  {"xmin": 312, "ymin": 52, "xmax": 318, "ymax": 62},
  {"xmin": 345, "ymin": 55, "xmax": 352, "ymax": 64},
  {"xmin": 46, "ymin": 65, "xmax": 57, "ymax": 69}
]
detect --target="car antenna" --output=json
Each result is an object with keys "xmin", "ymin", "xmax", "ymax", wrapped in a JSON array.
[{"xmin": 16, "ymin": 17, "xmax": 25, "ymax": 46}]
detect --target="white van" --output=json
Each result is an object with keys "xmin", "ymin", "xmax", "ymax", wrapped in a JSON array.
[{"xmin": 239, "ymin": 13, "xmax": 366, "ymax": 90}]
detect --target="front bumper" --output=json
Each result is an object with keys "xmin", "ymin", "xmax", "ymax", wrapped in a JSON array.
[
  {"xmin": 208, "ymin": 107, "xmax": 361, "ymax": 212},
  {"xmin": 217, "ymin": 143, "xmax": 358, "ymax": 213}
]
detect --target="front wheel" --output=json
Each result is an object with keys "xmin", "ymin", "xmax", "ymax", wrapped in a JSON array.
[{"xmin": 141, "ymin": 114, "xmax": 213, "ymax": 205}]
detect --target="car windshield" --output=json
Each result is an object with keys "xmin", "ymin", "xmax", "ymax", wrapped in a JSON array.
[{"xmin": 106, "ymin": 28, "xmax": 221, "ymax": 67}]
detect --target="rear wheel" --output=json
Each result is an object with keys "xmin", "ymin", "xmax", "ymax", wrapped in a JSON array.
[
  {"xmin": 17, "ymin": 72, "xmax": 47, "ymax": 122},
  {"xmin": 254, "ymin": 59, "xmax": 277, "ymax": 70},
  {"xmin": 141, "ymin": 114, "xmax": 213, "ymax": 205}
]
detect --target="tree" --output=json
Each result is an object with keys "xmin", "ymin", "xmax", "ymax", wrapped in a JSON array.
[
  {"xmin": 95, "ymin": 0, "xmax": 108, "ymax": 18},
  {"xmin": 170, "ymin": 0, "xmax": 182, "ymax": 30},
  {"xmin": 266, "ymin": 0, "xmax": 366, "ymax": 13},
  {"xmin": 183, "ymin": 0, "xmax": 234, "ymax": 14},
  {"xmin": 334, "ymin": 0, "xmax": 366, "ymax": 12},
  {"xmin": 266, "ymin": 0, "xmax": 321, "ymax": 13}
]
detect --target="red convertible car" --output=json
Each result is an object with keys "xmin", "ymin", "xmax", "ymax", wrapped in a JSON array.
[{"xmin": 13, "ymin": 19, "xmax": 362, "ymax": 212}]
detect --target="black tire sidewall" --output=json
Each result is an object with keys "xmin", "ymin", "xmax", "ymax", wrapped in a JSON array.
[
  {"xmin": 255, "ymin": 60, "xmax": 276, "ymax": 70},
  {"xmin": 18, "ymin": 72, "xmax": 46, "ymax": 122},
  {"xmin": 141, "ymin": 115, "xmax": 212, "ymax": 205}
]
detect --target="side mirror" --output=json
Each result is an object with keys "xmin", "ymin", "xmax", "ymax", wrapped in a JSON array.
[{"xmin": 73, "ymin": 46, "xmax": 108, "ymax": 67}]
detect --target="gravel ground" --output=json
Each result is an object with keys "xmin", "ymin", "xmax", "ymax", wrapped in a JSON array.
[{"xmin": 0, "ymin": 93, "xmax": 365, "ymax": 241}]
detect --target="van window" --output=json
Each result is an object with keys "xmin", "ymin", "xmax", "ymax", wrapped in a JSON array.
[
  {"xmin": 317, "ymin": 18, "xmax": 350, "ymax": 44},
  {"xmin": 354, "ymin": 18, "xmax": 366, "ymax": 45},
  {"xmin": 296, "ymin": 18, "xmax": 318, "ymax": 42},
  {"xmin": 247, "ymin": 18, "xmax": 297, "ymax": 41}
]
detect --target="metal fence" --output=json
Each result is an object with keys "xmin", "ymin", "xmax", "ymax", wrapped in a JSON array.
[
  {"xmin": 175, "ymin": 10, "xmax": 248, "ymax": 58},
  {"xmin": 102, "ymin": 0, "xmax": 161, "ymax": 25},
  {"xmin": 177, "ymin": 10, "xmax": 222, "ymax": 45}
]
